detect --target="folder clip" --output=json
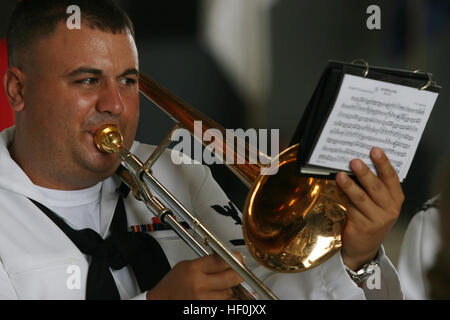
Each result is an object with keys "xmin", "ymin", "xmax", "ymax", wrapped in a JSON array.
[
  {"xmin": 413, "ymin": 70, "xmax": 433, "ymax": 90},
  {"xmin": 351, "ymin": 59, "xmax": 369, "ymax": 78}
]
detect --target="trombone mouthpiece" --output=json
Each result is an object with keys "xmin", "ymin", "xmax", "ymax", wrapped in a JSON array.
[{"xmin": 94, "ymin": 124, "xmax": 124, "ymax": 153}]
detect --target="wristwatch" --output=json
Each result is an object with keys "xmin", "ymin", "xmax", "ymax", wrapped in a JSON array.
[{"xmin": 345, "ymin": 260, "xmax": 380, "ymax": 284}]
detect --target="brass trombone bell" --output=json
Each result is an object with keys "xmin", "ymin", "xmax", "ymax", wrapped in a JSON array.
[{"xmin": 243, "ymin": 144, "xmax": 347, "ymax": 272}]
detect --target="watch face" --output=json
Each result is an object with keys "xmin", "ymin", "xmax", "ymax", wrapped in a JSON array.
[
  {"xmin": 356, "ymin": 269, "xmax": 366, "ymax": 276},
  {"xmin": 346, "ymin": 261, "xmax": 380, "ymax": 283}
]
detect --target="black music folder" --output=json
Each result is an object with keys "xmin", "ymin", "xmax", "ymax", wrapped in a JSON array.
[{"xmin": 290, "ymin": 60, "xmax": 441, "ymax": 182}]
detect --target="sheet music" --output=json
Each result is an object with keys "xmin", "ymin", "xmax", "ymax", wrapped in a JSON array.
[{"xmin": 308, "ymin": 74, "xmax": 438, "ymax": 182}]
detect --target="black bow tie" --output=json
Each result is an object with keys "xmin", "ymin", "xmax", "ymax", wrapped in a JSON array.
[{"xmin": 30, "ymin": 193, "xmax": 171, "ymax": 300}]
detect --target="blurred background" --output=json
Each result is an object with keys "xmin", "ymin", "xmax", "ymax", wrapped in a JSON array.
[{"xmin": 0, "ymin": 0, "xmax": 449, "ymax": 266}]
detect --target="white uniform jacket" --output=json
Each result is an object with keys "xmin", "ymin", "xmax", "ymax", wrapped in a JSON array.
[
  {"xmin": 397, "ymin": 196, "xmax": 440, "ymax": 299},
  {"xmin": 0, "ymin": 127, "xmax": 403, "ymax": 299}
]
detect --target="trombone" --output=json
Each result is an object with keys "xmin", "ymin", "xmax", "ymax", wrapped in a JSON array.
[{"xmin": 94, "ymin": 72, "xmax": 347, "ymax": 300}]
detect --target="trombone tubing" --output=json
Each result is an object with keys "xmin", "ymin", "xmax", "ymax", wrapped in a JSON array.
[
  {"xmin": 140, "ymin": 168, "xmax": 278, "ymax": 300},
  {"xmin": 116, "ymin": 142, "xmax": 278, "ymax": 300},
  {"xmin": 138, "ymin": 72, "xmax": 263, "ymax": 187}
]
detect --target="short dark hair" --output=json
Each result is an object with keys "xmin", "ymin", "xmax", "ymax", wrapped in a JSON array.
[{"xmin": 6, "ymin": 0, "xmax": 135, "ymax": 68}]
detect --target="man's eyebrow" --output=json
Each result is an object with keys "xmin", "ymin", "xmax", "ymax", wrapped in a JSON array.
[
  {"xmin": 119, "ymin": 68, "xmax": 139, "ymax": 77},
  {"xmin": 67, "ymin": 67, "xmax": 103, "ymax": 77},
  {"xmin": 65, "ymin": 67, "xmax": 139, "ymax": 78}
]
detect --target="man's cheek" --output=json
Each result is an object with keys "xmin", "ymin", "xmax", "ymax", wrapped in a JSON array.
[{"xmin": 123, "ymin": 108, "xmax": 139, "ymax": 144}]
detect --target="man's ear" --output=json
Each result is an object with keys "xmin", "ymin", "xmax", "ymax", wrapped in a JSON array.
[{"xmin": 4, "ymin": 66, "xmax": 25, "ymax": 112}]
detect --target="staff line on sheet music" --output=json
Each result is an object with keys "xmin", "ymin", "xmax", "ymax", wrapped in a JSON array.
[
  {"xmin": 328, "ymin": 129, "xmax": 411, "ymax": 148},
  {"xmin": 341, "ymin": 103, "xmax": 422, "ymax": 123},
  {"xmin": 349, "ymin": 96, "xmax": 425, "ymax": 115},
  {"xmin": 336, "ymin": 112, "xmax": 420, "ymax": 131}
]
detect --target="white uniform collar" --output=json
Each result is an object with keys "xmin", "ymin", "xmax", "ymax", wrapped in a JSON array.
[{"xmin": 0, "ymin": 126, "xmax": 45, "ymax": 203}]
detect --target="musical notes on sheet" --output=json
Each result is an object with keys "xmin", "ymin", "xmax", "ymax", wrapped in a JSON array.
[{"xmin": 308, "ymin": 74, "xmax": 438, "ymax": 181}]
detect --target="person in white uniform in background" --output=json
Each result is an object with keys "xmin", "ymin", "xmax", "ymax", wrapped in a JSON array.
[
  {"xmin": 428, "ymin": 161, "xmax": 450, "ymax": 299},
  {"xmin": 398, "ymin": 158, "xmax": 450, "ymax": 299},
  {"xmin": 397, "ymin": 196, "xmax": 440, "ymax": 299},
  {"xmin": 0, "ymin": 0, "xmax": 404, "ymax": 300}
]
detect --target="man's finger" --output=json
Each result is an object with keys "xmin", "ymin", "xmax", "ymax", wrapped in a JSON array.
[
  {"xmin": 370, "ymin": 147, "xmax": 404, "ymax": 208},
  {"xmin": 204, "ymin": 269, "xmax": 244, "ymax": 290},
  {"xmin": 336, "ymin": 171, "xmax": 380, "ymax": 222},
  {"xmin": 196, "ymin": 252, "xmax": 244, "ymax": 274},
  {"xmin": 349, "ymin": 158, "xmax": 393, "ymax": 210},
  {"xmin": 195, "ymin": 254, "xmax": 232, "ymax": 274}
]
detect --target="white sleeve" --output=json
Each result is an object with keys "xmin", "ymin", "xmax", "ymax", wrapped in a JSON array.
[
  {"xmin": 360, "ymin": 246, "xmax": 403, "ymax": 299},
  {"xmin": 255, "ymin": 251, "xmax": 365, "ymax": 299},
  {"xmin": 397, "ymin": 206, "xmax": 440, "ymax": 299},
  {"xmin": 189, "ymin": 165, "xmax": 403, "ymax": 300},
  {"xmin": 0, "ymin": 259, "xmax": 18, "ymax": 299},
  {"xmin": 252, "ymin": 245, "xmax": 403, "ymax": 300}
]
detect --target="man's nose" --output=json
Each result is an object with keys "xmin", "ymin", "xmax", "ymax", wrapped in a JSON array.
[{"xmin": 96, "ymin": 81, "xmax": 125, "ymax": 115}]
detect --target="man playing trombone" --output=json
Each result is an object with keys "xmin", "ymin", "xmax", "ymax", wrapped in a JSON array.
[{"xmin": 0, "ymin": 0, "xmax": 403, "ymax": 300}]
